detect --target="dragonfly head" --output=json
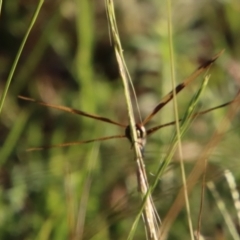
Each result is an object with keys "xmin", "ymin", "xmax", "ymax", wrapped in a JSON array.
[{"xmin": 125, "ymin": 124, "xmax": 146, "ymax": 151}]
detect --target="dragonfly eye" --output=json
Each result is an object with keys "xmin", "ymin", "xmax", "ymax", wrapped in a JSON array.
[{"xmin": 125, "ymin": 124, "xmax": 147, "ymax": 150}]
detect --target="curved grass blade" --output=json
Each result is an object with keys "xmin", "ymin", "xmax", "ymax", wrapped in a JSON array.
[{"xmin": 0, "ymin": 0, "xmax": 44, "ymax": 115}]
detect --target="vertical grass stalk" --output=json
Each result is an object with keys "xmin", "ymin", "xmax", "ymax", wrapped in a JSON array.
[
  {"xmin": 105, "ymin": 1, "xmax": 159, "ymax": 239},
  {"xmin": 166, "ymin": 0, "xmax": 194, "ymax": 238}
]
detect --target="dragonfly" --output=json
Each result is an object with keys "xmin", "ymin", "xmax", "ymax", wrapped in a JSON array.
[{"xmin": 19, "ymin": 51, "xmax": 234, "ymax": 151}]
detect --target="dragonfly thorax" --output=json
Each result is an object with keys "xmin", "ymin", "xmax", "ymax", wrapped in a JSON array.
[{"xmin": 125, "ymin": 124, "xmax": 146, "ymax": 150}]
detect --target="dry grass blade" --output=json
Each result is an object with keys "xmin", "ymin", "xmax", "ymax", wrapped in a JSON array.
[
  {"xmin": 105, "ymin": 0, "xmax": 160, "ymax": 239},
  {"xmin": 207, "ymin": 181, "xmax": 240, "ymax": 240},
  {"xmin": 224, "ymin": 169, "xmax": 240, "ymax": 229},
  {"xmin": 159, "ymin": 90, "xmax": 240, "ymax": 239}
]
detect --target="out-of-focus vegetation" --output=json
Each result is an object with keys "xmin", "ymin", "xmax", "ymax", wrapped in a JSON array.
[{"xmin": 1, "ymin": 0, "xmax": 240, "ymax": 239}]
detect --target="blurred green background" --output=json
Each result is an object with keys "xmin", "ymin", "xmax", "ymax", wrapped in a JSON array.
[{"xmin": 1, "ymin": 0, "xmax": 240, "ymax": 239}]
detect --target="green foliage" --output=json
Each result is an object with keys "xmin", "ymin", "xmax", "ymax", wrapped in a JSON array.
[{"xmin": 1, "ymin": 0, "xmax": 240, "ymax": 239}]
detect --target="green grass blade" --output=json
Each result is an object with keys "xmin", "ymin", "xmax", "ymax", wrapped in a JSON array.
[
  {"xmin": 0, "ymin": 110, "xmax": 30, "ymax": 165},
  {"xmin": 0, "ymin": 0, "xmax": 44, "ymax": 114},
  {"xmin": 0, "ymin": 0, "xmax": 2, "ymax": 16},
  {"xmin": 157, "ymin": 75, "xmax": 210, "ymax": 183},
  {"xmin": 129, "ymin": 75, "xmax": 210, "ymax": 238}
]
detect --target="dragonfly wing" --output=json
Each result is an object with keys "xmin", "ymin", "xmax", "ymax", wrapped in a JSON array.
[
  {"xmin": 142, "ymin": 50, "xmax": 224, "ymax": 125},
  {"xmin": 146, "ymin": 99, "xmax": 234, "ymax": 136},
  {"xmin": 26, "ymin": 134, "xmax": 126, "ymax": 151},
  {"xmin": 18, "ymin": 96, "xmax": 126, "ymax": 127}
]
